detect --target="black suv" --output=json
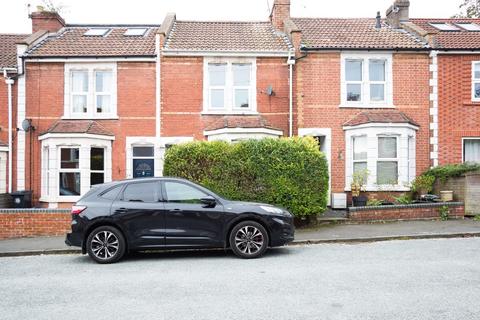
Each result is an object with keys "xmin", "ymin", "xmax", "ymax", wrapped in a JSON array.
[{"xmin": 66, "ymin": 177, "xmax": 295, "ymax": 263}]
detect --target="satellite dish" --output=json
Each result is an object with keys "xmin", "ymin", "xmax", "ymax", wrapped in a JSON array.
[{"xmin": 21, "ymin": 119, "xmax": 34, "ymax": 132}]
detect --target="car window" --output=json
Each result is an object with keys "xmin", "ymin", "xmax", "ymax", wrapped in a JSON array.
[
  {"xmin": 100, "ymin": 186, "xmax": 122, "ymax": 200},
  {"xmin": 123, "ymin": 182, "xmax": 158, "ymax": 202},
  {"xmin": 164, "ymin": 182, "xmax": 208, "ymax": 204}
]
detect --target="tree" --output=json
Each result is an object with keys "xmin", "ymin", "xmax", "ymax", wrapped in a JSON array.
[{"xmin": 454, "ymin": 0, "xmax": 480, "ymax": 18}]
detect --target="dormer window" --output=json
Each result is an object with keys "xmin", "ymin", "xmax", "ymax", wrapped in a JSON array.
[
  {"xmin": 84, "ymin": 28, "xmax": 110, "ymax": 36},
  {"xmin": 124, "ymin": 28, "xmax": 148, "ymax": 36}
]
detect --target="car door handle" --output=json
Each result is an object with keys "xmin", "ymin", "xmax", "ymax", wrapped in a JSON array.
[
  {"xmin": 116, "ymin": 208, "xmax": 128, "ymax": 214},
  {"xmin": 169, "ymin": 208, "xmax": 182, "ymax": 212}
]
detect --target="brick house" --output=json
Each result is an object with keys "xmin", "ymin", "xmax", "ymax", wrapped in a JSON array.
[
  {"xmin": 403, "ymin": 18, "xmax": 480, "ymax": 166},
  {"xmin": 16, "ymin": 8, "xmax": 293, "ymax": 207},
  {"xmin": 274, "ymin": 0, "xmax": 431, "ymax": 205}
]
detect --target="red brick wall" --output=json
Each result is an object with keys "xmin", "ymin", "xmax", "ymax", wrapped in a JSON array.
[
  {"xmin": 296, "ymin": 52, "xmax": 431, "ymax": 193},
  {"xmin": 437, "ymin": 55, "xmax": 480, "ymax": 165},
  {"xmin": 0, "ymin": 210, "xmax": 70, "ymax": 239},
  {"xmin": 161, "ymin": 56, "xmax": 290, "ymax": 138},
  {"xmin": 25, "ymin": 61, "xmax": 156, "ymax": 203},
  {"xmin": 349, "ymin": 203, "xmax": 465, "ymax": 221},
  {"xmin": 0, "ymin": 76, "xmax": 18, "ymax": 192}
]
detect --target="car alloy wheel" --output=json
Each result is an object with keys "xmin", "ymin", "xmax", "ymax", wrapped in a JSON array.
[
  {"xmin": 87, "ymin": 226, "xmax": 126, "ymax": 264},
  {"xmin": 230, "ymin": 221, "xmax": 268, "ymax": 259}
]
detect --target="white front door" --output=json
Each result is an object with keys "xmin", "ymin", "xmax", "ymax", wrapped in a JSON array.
[
  {"xmin": 298, "ymin": 129, "xmax": 332, "ymax": 206},
  {"xmin": 0, "ymin": 151, "xmax": 7, "ymax": 194}
]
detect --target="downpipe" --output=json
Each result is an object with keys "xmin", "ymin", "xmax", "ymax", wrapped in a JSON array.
[
  {"xmin": 287, "ymin": 50, "xmax": 296, "ymax": 138},
  {"xmin": 3, "ymin": 69, "xmax": 15, "ymax": 193}
]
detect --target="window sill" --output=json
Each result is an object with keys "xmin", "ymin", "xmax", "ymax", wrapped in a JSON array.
[
  {"xmin": 201, "ymin": 111, "xmax": 259, "ymax": 116},
  {"xmin": 463, "ymin": 101, "xmax": 480, "ymax": 107},
  {"xmin": 40, "ymin": 195, "xmax": 81, "ymax": 203},
  {"xmin": 62, "ymin": 115, "xmax": 120, "ymax": 120},
  {"xmin": 339, "ymin": 104, "xmax": 396, "ymax": 109}
]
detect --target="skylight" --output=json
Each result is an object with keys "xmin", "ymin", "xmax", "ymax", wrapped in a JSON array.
[
  {"xmin": 84, "ymin": 28, "xmax": 110, "ymax": 36},
  {"xmin": 124, "ymin": 28, "xmax": 148, "ymax": 36},
  {"xmin": 456, "ymin": 23, "xmax": 480, "ymax": 31},
  {"xmin": 429, "ymin": 23, "xmax": 461, "ymax": 31}
]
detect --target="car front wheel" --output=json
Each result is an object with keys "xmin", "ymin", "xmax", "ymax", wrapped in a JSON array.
[
  {"xmin": 230, "ymin": 221, "xmax": 269, "ymax": 259},
  {"xmin": 86, "ymin": 226, "xmax": 126, "ymax": 264}
]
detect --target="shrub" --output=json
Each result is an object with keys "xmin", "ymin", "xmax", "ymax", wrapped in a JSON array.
[
  {"xmin": 439, "ymin": 205, "xmax": 450, "ymax": 221},
  {"xmin": 411, "ymin": 174, "xmax": 435, "ymax": 195},
  {"xmin": 393, "ymin": 194, "xmax": 413, "ymax": 205},
  {"xmin": 422, "ymin": 163, "xmax": 480, "ymax": 183},
  {"xmin": 163, "ymin": 137, "xmax": 329, "ymax": 217}
]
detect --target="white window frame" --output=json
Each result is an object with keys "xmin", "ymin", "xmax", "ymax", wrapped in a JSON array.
[
  {"xmin": 59, "ymin": 147, "xmax": 82, "ymax": 197},
  {"xmin": 203, "ymin": 57, "xmax": 257, "ymax": 115},
  {"xmin": 90, "ymin": 147, "xmax": 106, "ymax": 187},
  {"xmin": 472, "ymin": 62, "xmax": 480, "ymax": 102},
  {"xmin": 39, "ymin": 135, "xmax": 114, "ymax": 203},
  {"xmin": 352, "ymin": 135, "xmax": 368, "ymax": 175},
  {"xmin": 462, "ymin": 137, "xmax": 480, "ymax": 163},
  {"xmin": 376, "ymin": 135, "xmax": 400, "ymax": 185},
  {"xmin": 344, "ymin": 124, "xmax": 418, "ymax": 192},
  {"xmin": 340, "ymin": 52, "xmax": 393, "ymax": 108},
  {"xmin": 64, "ymin": 62, "xmax": 118, "ymax": 119}
]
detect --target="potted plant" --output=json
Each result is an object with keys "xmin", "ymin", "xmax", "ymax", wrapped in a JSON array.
[
  {"xmin": 351, "ymin": 169, "xmax": 369, "ymax": 207},
  {"xmin": 411, "ymin": 174, "xmax": 435, "ymax": 198}
]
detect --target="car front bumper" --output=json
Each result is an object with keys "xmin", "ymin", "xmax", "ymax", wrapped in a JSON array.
[{"xmin": 269, "ymin": 216, "xmax": 295, "ymax": 247}]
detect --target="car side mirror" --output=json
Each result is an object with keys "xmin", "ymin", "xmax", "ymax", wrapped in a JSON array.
[{"xmin": 200, "ymin": 196, "xmax": 216, "ymax": 207}]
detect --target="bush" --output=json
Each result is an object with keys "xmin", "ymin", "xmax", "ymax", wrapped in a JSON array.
[
  {"xmin": 163, "ymin": 137, "xmax": 329, "ymax": 217},
  {"xmin": 422, "ymin": 163, "xmax": 480, "ymax": 183}
]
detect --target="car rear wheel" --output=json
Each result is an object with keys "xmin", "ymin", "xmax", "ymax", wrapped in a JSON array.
[
  {"xmin": 230, "ymin": 221, "xmax": 269, "ymax": 259},
  {"xmin": 86, "ymin": 226, "xmax": 126, "ymax": 264}
]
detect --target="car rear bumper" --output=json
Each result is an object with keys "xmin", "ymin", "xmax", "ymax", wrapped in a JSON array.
[{"xmin": 65, "ymin": 232, "xmax": 82, "ymax": 248}]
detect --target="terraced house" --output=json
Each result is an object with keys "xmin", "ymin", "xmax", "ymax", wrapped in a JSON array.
[{"xmin": 1, "ymin": 0, "xmax": 479, "ymax": 208}]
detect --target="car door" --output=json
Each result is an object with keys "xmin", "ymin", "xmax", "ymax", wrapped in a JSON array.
[
  {"xmin": 111, "ymin": 180, "xmax": 165, "ymax": 249},
  {"xmin": 162, "ymin": 180, "xmax": 225, "ymax": 248}
]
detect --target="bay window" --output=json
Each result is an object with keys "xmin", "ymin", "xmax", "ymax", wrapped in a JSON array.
[
  {"xmin": 463, "ymin": 138, "xmax": 480, "ymax": 163},
  {"xmin": 40, "ymin": 136, "xmax": 113, "ymax": 203},
  {"xmin": 65, "ymin": 63, "xmax": 117, "ymax": 119},
  {"xmin": 345, "ymin": 125, "xmax": 417, "ymax": 191},
  {"xmin": 204, "ymin": 58, "xmax": 256, "ymax": 114},
  {"xmin": 342, "ymin": 53, "xmax": 392, "ymax": 107}
]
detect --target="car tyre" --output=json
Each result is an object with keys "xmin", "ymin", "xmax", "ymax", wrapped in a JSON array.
[
  {"xmin": 86, "ymin": 226, "xmax": 126, "ymax": 264},
  {"xmin": 230, "ymin": 221, "xmax": 269, "ymax": 259}
]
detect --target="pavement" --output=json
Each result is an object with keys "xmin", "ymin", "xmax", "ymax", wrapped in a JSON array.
[
  {"xmin": 1, "ymin": 238, "xmax": 479, "ymax": 319},
  {"xmin": 0, "ymin": 219, "xmax": 479, "ymax": 256}
]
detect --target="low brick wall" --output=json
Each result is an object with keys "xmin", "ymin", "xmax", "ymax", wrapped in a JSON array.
[
  {"xmin": 348, "ymin": 202, "xmax": 464, "ymax": 222},
  {"xmin": 0, "ymin": 209, "xmax": 71, "ymax": 240}
]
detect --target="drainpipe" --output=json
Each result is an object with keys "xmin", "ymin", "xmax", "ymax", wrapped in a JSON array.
[
  {"xmin": 287, "ymin": 49, "xmax": 296, "ymax": 137},
  {"xmin": 3, "ymin": 69, "xmax": 15, "ymax": 193},
  {"xmin": 155, "ymin": 34, "xmax": 161, "ymax": 138}
]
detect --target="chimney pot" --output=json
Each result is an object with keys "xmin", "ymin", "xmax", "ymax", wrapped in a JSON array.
[{"xmin": 376, "ymin": 11, "xmax": 382, "ymax": 29}]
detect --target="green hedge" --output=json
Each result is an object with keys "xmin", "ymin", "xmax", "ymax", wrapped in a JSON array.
[
  {"xmin": 163, "ymin": 137, "xmax": 329, "ymax": 217},
  {"xmin": 422, "ymin": 163, "xmax": 480, "ymax": 183}
]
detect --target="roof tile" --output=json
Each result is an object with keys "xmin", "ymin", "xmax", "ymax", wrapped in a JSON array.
[
  {"xmin": 43, "ymin": 120, "xmax": 114, "ymax": 136},
  {"xmin": 292, "ymin": 18, "xmax": 426, "ymax": 50},
  {"xmin": 26, "ymin": 26, "xmax": 159, "ymax": 57},
  {"xmin": 0, "ymin": 34, "xmax": 29, "ymax": 68},
  {"xmin": 344, "ymin": 110, "xmax": 419, "ymax": 127},
  {"xmin": 165, "ymin": 21, "xmax": 290, "ymax": 52},
  {"xmin": 410, "ymin": 18, "xmax": 480, "ymax": 49}
]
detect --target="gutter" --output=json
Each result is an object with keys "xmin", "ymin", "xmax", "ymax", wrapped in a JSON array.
[
  {"xmin": 301, "ymin": 47, "xmax": 430, "ymax": 52},
  {"xmin": 2, "ymin": 68, "xmax": 16, "ymax": 194}
]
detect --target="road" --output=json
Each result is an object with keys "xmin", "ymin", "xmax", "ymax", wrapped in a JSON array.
[{"xmin": 1, "ymin": 238, "xmax": 479, "ymax": 320}]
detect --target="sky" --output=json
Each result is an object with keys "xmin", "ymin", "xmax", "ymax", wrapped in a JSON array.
[{"xmin": 0, "ymin": 0, "xmax": 463, "ymax": 34}]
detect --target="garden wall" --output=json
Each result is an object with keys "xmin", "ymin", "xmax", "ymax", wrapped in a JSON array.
[
  {"xmin": 348, "ymin": 202, "xmax": 464, "ymax": 222},
  {"xmin": 0, "ymin": 209, "xmax": 70, "ymax": 240},
  {"xmin": 433, "ymin": 173, "xmax": 480, "ymax": 216}
]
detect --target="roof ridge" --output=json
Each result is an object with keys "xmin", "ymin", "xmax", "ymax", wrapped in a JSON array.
[{"xmin": 176, "ymin": 20, "xmax": 270, "ymax": 24}]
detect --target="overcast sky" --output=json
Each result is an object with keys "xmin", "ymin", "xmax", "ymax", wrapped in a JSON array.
[{"xmin": 1, "ymin": 0, "xmax": 463, "ymax": 34}]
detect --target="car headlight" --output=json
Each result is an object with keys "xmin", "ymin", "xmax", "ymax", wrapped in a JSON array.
[{"xmin": 260, "ymin": 205, "xmax": 285, "ymax": 215}]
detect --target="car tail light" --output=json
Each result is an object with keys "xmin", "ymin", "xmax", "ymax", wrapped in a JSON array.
[{"xmin": 71, "ymin": 205, "xmax": 87, "ymax": 215}]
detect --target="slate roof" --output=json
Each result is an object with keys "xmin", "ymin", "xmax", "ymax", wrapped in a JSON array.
[
  {"xmin": 43, "ymin": 120, "xmax": 114, "ymax": 136},
  {"xmin": 164, "ymin": 21, "xmax": 291, "ymax": 52},
  {"xmin": 410, "ymin": 18, "xmax": 480, "ymax": 49},
  {"xmin": 292, "ymin": 18, "xmax": 427, "ymax": 50},
  {"xmin": 0, "ymin": 34, "xmax": 29, "ymax": 68},
  {"xmin": 26, "ymin": 25, "xmax": 160, "ymax": 58},
  {"xmin": 204, "ymin": 115, "xmax": 282, "ymax": 132},
  {"xmin": 344, "ymin": 111, "xmax": 419, "ymax": 127}
]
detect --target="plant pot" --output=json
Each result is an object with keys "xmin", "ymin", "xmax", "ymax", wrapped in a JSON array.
[
  {"xmin": 440, "ymin": 191, "xmax": 453, "ymax": 202},
  {"xmin": 352, "ymin": 195, "xmax": 368, "ymax": 207}
]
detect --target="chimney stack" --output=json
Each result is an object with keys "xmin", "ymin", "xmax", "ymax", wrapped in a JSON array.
[
  {"xmin": 386, "ymin": 0, "xmax": 410, "ymax": 29},
  {"xmin": 375, "ymin": 11, "xmax": 382, "ymax": 29},
  {"xmin": 270, "ymin": 0, "xmax": 291, "ymax": 31},
  {"xmin": 30, "ymin": 7, "xmax": 65, "ymax": 33}
]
